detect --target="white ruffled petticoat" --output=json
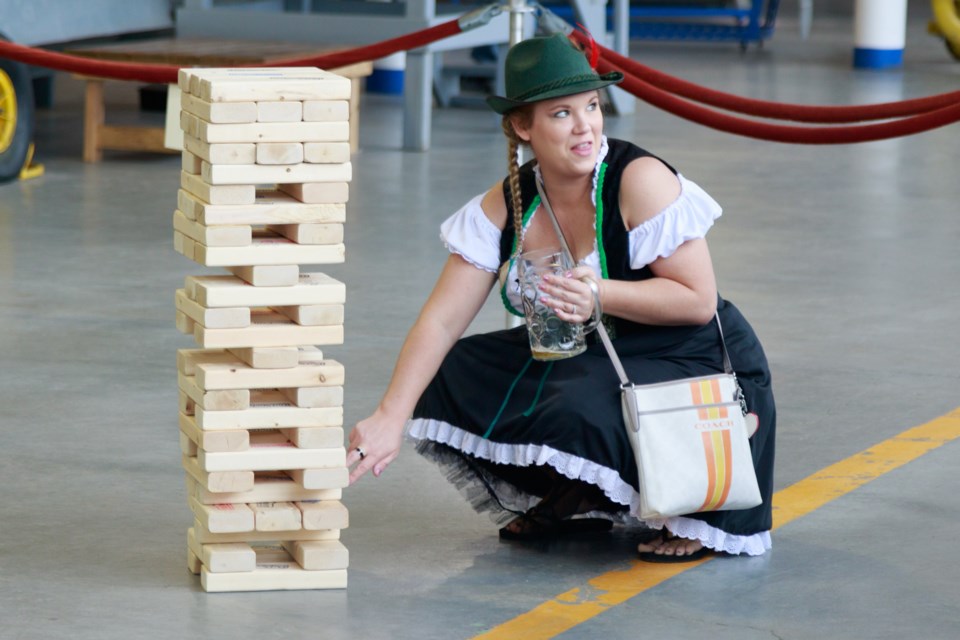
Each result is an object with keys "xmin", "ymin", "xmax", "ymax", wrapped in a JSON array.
[{"xmin": 407, "ymin": 417, "xmax": 771, "ymax": 556}]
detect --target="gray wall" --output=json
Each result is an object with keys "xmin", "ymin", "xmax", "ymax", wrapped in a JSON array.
[{"xmin": 0, "ymin": 0, "xmax": 173, "ymax": 45}]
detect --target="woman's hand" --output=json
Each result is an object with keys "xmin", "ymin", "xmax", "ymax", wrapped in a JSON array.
[
  {"xmin": 539, "ymin": 266, "xmax": 601, "ymax": 325},
  {"xmin": 347, "ymin": 409, "xmax": 406, "ymax": 484}
]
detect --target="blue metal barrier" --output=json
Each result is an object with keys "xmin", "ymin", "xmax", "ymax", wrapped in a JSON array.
[{"xmin": 544, "ymin": 1, "xmax": 781, "ymax": 49}]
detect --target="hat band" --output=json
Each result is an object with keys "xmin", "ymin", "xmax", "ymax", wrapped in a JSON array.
[{"xmin": 512, "ymin": 73, "xmax": 605, "ymax": 102}]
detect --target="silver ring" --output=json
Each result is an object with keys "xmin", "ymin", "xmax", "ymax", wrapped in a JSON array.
[
  {"xmin": 355, "ymin": 447, "xmax": 366, "ymax": 460},
  {"xmin": 572, "ymin": 304, "xmax": 577, "ymax": 314}
]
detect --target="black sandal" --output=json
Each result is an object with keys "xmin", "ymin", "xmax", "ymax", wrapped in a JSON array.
[{"xmin": 499, "ymin": 507, "xmax": 612, "ymax": 541}]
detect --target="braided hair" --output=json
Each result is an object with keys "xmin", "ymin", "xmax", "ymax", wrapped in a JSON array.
[{"xmin": 501, "ymin": 108, "xmax": 533, "ymax": 259}]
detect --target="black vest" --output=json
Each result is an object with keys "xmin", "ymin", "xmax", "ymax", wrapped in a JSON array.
[{"xmin": 497, "ymin": 138, "xmax": 680, "ymax": 336}]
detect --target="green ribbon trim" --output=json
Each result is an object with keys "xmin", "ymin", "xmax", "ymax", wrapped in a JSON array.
[
  {"xmin": 482, "ymin": 357, "xmax": 534, "ymax": 439},
  {"xmin": 522, "ymin": 361, "xmax": 554, "ymax": 417},
  {"xmin": 595, "ymin": 162, "xmax": 610, "ymax": 279},
  {"xmin": 500, "ymin": 161, "xmax": 611, "ymax": 312}
]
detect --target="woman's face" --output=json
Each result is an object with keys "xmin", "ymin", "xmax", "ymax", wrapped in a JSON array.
[{"xmin": 512, "ymin": 90, "xmax": 603, "ymax": 179}]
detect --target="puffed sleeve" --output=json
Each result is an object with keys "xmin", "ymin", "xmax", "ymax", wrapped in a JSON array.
[
  {"xmin": 439, "ymin": 193, "xmax": 502, "ymax": 273},
  {"xmin": 627, "ymin": 175, "xmax": 722, "ymax": 269}
]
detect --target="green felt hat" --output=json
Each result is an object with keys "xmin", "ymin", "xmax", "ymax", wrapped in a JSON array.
[{"xmin": 486, "ymin": 33, "xmax": 623, "ymax": 115}]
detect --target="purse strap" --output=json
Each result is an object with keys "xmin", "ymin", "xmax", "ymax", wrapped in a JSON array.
[{"xmin": 533, "ymin": 176, "xmax": 735, "ymax": 387}]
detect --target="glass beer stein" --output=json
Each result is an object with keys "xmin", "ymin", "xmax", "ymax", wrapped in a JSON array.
[{"xmin": 517, "ymin": 248, "xmax": 587, "ymax": 361}]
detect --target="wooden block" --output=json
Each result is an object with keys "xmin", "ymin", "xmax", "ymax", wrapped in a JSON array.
[
  {"xmin": 302, "ymin": 101, "xmax": 349, "ymax": 122},
  {"xmin": 188, "ymin": 547, "xmax": 202, "ymax": 575},
  {"xmin": 191, "ymin": 519, "xmax": 340, "ymax": 545},
  {"xmin": 251, "ymin": 501, "xmax": 302, "ymax": 532},
  {"xmin": 279, "ymin": 182, "xmax": 349, "ymax": 204},
  {"xmin": 187, "ymin": 472, "xmax": 341, "ymax": 506},
  {"xmin": 180, "ymin": 412, "xmax": 249, "ymax": 452},
  {"xmin": 179, "ymin": 67, "xmax": 344, "ymax": 95},
  {"xmin": 297, "ymin": 500, "xmax": 349, "ymax": 531},
  {"xmin": 194, "ymin": 395, "xmax": 343, "ymax": 431},
  {"xmin": 273, "ymin": 304, "xmax": 344, "ymax": 326},
  {"xmin": 256, "ymin": 142, "xmax": 303, "ymax": 165},
  {"xmin": 182, "ymin": 150, "xmax": 203, "ymax": 175},
  {"xmin": 175, "ymin": 289, "xmax": 250, "ymax": 329},
  {"xmin": 187, "ymin": 272, "xmax": 345, "ymax": 308},
  {"xmin": 195, "ymin": 355, "xmax": 345, "ymax": 391},
  {"xmin": 187, "ymin": 67, "xmax": 352, "ymax": 102},
  {"xmin": 303, "ymin": 142, "xmax": 351, "ymax": 164},
  {"xmin": 281, "ymin": 540, "xmax": 349, "ymax": 571},
  {"xmin": 177, "ymin": 349, "xmax": 234, "ymax": 376},
  {"xmin": 201, "ymin": 160, "xmax": 351, "ymax": 186},
  {"xmin": 182, "ymin": 111, "xmax": 348, "ymax": 144},
  {"xmin": 195, "ymin": 311, "xmax": 343, "ymax": 349},
  {"xmin": 226, "ymin": 265, "xmax": 300, "ymax": 287},
  {"xmin": 175, "ymin": 309, "xmax": 196, "ymax": 335},
  {"xmin": 257, "ymin": 101, "xmax": 303, "ymax": 123},
  {"xmin": 174, "ymin": 210, "xmax": 252, "ymax": 247},
  {"xmin": 229, "ymin": 346, "xmax": 299, "ymax": 369},
  {"xmin": 184, "ymin": 455, "xmax": 254, "ymax": 493},
  {"xmin": 279, "ymin": 386, "xmax": 344, "ymax": 408},
  {"xmin": 177, "ymin": 68, "xmax": 194, "ymax": 93},
  {"xmin": 193, "ymin": 520, "xmax": 340, "ymax": 544},
  {"xmin": 189, "ymin": 496, "xmax": 255, "ymax": 533},
  {"xmin": 173, "ymin": 232, "xmax": 196, "ymax": 262},
  {"xmin": 181, "ymin": 171, "xmax": 255, "ymax": 205},
  {"xmin": 180, "ymin": 188, "xmax": 346, "ymax": 226},
  {"xmin": 267, "ymin": 223, "xmax": 343, "ymax": 245},
  {"xmin": 200, "ymin": 563, "xmax": 347, "ymax": 592},
  {"xmin": 198, "ymin": 442, "xmax": 346, "ymax": 472},
  {"xmin": 187, "ymin": 528, "xmax": 256, "ymax": 573},
  {"xmin": 279, "ymin": 426, "xmax": 343, "ymax": 449},
  {"xmin": 179, "ymin": 390, "xmax": 195, "ymax": 415},
  {"xmin": 180, "ymin": 431, "xmax": 198, "ymax": 457},
  {"xmin": 288, "ymin": 467, "xmax": 349, "ymax": 490},
  {"xmin": 181, "ymin": 347, "xmax": 320, "ymax": 379},
  {"xmin": 182, "ymin": 93, "xmax": 257, "ymax": 124},
  {"xmin": 183, "ymin": 135, "xmax": 256, "ymax": 165},
  {"xmin": 192, "ymin": 231, "xmax": 345, "ymax": 267},
  {"xmin": 178, "ymin": 372, "xmax": 250, "ymax": 411}
]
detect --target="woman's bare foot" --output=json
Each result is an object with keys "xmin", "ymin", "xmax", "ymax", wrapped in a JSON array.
[{"xmin": 637, "ymin": 530, "xmax": 706, "ymax": 559}]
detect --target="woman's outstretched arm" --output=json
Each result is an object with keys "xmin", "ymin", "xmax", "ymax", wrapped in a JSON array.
[{"xmin": 347, "ymin": 254, "xmax": 496, "ymax": 483}]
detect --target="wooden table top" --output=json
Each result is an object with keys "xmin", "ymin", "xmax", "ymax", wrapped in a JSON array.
[{"xmin": 66, "ymin": 38, "xmax": 372, "ymax": 76}]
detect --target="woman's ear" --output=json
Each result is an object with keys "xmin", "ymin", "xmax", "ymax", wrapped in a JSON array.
[{"xmin": 510, "ymin": 114, "xmax": 532, "ymax": 143}]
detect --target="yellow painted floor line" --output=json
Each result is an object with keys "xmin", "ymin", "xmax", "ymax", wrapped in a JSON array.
[{"xmin": 472, "ymin": 407, "xmax": 960, "ymax": 640}]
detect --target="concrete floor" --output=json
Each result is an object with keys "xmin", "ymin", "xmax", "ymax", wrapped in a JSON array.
[{"xmin": 2, "ymin": 12, "xmax": 959, "ymax": 640}]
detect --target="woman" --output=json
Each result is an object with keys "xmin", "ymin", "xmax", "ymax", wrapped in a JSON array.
[{"xmin": 347, "ymin": 33, "xmax": 775, "ymax": 561}]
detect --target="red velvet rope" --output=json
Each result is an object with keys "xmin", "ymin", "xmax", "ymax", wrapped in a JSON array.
[
  {"xmin": 3, "ymin": 20, "xmax": 958, "ymax": 144},
  {"xmin": 0, "ymin": 18, "xmax": 462, "ymax": 83},
  {"xmin": 264, "ymin": 19, "xmax": 463, "ymax": 69},
  {"xmin": 600, "ymin": 57, "xmax": 960, "ymax": 144},
  {"xmin": 571, "ymin": 31, "xmax": 960, "ymax": 123}
]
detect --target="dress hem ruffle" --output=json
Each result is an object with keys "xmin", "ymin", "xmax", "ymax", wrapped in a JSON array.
[{"xmin": 406, "ymin": 417, "xmax": 771, "ymax": 556}]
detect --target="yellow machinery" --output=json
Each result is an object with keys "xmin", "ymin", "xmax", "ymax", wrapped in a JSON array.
[
  {"xmin": 0, "ymin": 49, "xmax": 41, "ymax": 182},
  {"xmin": 929, "ymin": 0, "xmax": 960, "ymax": 59}
]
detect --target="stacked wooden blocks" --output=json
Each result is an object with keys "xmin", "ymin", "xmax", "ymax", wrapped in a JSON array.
[{"xmin": 174, "ymin": 67, "xmax": 351, "ymax": 592}]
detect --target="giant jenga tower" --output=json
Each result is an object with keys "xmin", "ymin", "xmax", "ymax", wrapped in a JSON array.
[{"xmin": 174, "ymin": 67, "xmax": 351, "ymax": 593}]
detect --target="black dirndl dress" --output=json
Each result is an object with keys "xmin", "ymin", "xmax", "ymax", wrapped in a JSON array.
[{"xmin": 406, "ymin": 139, "xmax": 776, "ymax": 555}]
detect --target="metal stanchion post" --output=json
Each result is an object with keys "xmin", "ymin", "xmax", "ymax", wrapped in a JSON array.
[
  {"xmin": 505, "ymin": 0, "xmax": 531, "ymax": 329},
  {"xmin": 508, "ymin": 0, "xmax": 528, "ymax": 45}
]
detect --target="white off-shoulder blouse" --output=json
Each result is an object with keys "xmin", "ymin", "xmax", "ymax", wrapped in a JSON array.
[{"xmin": 440, "ymin": 138, "xmax": 722, "ymax": 308}]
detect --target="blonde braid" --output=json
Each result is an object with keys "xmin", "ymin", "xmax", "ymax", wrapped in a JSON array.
[{"xmin": 502, "ymin": 115, "xmax": 527, "ymax": 258}]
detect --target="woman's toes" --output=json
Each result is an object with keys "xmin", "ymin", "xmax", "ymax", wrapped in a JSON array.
[{"xmin": 676, "ymin": 540, "xmax": 703, "ymax": 556}]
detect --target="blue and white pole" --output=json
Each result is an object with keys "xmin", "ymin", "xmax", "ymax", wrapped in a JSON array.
[{"xmin": 853, "ymin": 0, "xmax": 909, "ymax": 68}]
